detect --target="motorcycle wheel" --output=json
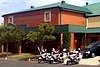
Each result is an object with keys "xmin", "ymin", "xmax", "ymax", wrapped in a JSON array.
[
  {"xmin": 75, "ymin": 60, "xmax": 79, "ymax": 64},
  {"xmin": 49, "ymin": 60, "xmax": 53, "ymax": 64},
  {"xmin": 60, "ymin": 59, "xmax": 64, "ymax": 63},
  {"xmin": 66, "ymin": 61, "xmax": 70, "ymax": 65},
  {"xmin": 38, "ymin": 59, "xmax": 42, "ymax": 63}
]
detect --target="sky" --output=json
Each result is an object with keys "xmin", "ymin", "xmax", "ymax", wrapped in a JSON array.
[{"xmin": 0, "ymin": 0, "xmax": 100, "ymax": 24}]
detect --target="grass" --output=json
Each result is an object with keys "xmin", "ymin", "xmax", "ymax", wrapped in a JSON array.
[
  {"xmin": 0, "ymin": 52, "xmax": 12, "ymax": 58},
  {"xmin": 0, "ymin": 53, "xmax": 39, "ymax": 61},
  {"xmin": 8, "ymin": 53, "xmax": 39, "ymax": 61}
]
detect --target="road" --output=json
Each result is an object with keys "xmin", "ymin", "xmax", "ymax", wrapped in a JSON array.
[{"xmin": 0, "ymin": 61, "xmax": 99, "ymax": 67}]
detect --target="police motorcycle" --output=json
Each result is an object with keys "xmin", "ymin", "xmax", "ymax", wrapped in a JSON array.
[
  {"xmin": 66, "ymin": 48, "xmax": 83, "ymax": 65},
  {"xmin": 59, "ymin": 48, "xmax": 67, "ymax": 63},
  {"xmin": 38, "ymin": 49, "xmax": 48, "ymax": 63},
  {"xmin": 48, "ymin": 48, "xmax": 61, "ymax": 64}
]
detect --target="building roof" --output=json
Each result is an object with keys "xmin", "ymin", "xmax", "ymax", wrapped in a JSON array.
[
  {"xmin": 84, "ymin": 2, "xmax": 100, "ymax": 17},
  {"xmin": 2, "ymin": 1, "xmax": 92, "ymax": 17}
]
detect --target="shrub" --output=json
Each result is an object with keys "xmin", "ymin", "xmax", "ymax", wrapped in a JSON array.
[{"xmin": 62, "ymin": 32, "xmax": 71, "ymax": 51}]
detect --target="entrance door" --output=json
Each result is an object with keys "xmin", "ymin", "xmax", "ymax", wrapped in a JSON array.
[{"xmin": 74, "ymin": 33, "xmax": 83, "ymax": 49}]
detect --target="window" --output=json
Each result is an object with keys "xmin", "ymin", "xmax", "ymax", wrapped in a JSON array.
[
  {"xmin": 8, "ymin": 16, "xmax": 14, "ymax": 24},
  {"xmin": 44, "ymin": 11, "xmax": 51, "ymax": 22}
]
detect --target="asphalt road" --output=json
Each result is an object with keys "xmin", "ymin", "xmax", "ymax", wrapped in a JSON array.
[{"xmin": 0, "ymin": 61, "xmax": 99, "ymax": 67}]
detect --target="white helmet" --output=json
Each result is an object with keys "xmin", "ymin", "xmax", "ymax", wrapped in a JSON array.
[
  {"xmin": 63, "ymin": 48, "xmax": 66, "ymax": 51},
  {"xmin": 52, "ymin": 48, "xmax": 55, "ymax": 51}
]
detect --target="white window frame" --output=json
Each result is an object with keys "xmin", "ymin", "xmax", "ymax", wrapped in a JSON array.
[
  {"xmin": 44, "ymin": 11, "xmax": 51, "ymax": 22},
  {"xmin": 8, "ymin": 16, "xmax": 14, "ymax": 24}
]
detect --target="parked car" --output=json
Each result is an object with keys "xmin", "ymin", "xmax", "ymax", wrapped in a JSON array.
[{"xmin": 82, "ymin": 41, "xmax": 100, "ymax": 58}]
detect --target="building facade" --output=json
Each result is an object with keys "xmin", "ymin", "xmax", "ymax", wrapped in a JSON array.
[
  {"xmin": 85, "ymin": 2, "xmax": 100, "ymax": 45},
  {"xmin": 2, "ymin": 1, "xmax": 100, "ymax": 53}
]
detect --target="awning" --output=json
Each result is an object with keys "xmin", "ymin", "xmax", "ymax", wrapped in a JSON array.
[{"xmin": 8, "ymin": 23, "xmax": 100, "ymax": 33}]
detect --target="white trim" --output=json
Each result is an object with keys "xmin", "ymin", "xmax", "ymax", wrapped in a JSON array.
[
  {"xmin": 8, "ymin": 16, "xmax": 14, "ymax": 24},
  {"xmin": 44, "ymin": 11, "xmax": 51, "ymax": 22},
  {"xmin": 86, "ymin": 18, "xmax": 88, "ymax": 29}
]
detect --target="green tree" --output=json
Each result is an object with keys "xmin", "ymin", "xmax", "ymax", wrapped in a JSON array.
[
  {"xmin": 0, "ymin": 26, "xmax": 6, "ymax": 53},
  {"xmin": 0, "ymin": 25, "xmax": 25, "ymax": 55},
  {"xmin": 12, "ymin": 28, "xmax": 25, "ymax": 54},
  {"xmin": 62, "ymin": 32, "xmax": 71, "ymax": 51},
  {"xmin": 38, "ymin": 23, "xmax": 56, "ymax": 51},
  {"xmin": 26, "ymin": 31, "xmax": 40, "ymax": 54},
  {"xmin": 26, "ymin": 23, "xmax": 56, "ymax": 52},
  {"xmin": 0, "ymin": 26, "xmax": 15, "ymax": 57}
]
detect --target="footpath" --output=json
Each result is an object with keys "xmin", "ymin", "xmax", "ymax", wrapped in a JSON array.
[{"xmin": 79, "ymin": 56, "xmax": 100, "ymax": 66}]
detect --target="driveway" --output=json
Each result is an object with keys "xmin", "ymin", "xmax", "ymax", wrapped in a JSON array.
[{"xmin": 79, "ymin": 56, "xmax": 100, "ymax": 66}]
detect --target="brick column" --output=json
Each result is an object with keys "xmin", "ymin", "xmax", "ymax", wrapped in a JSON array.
[
  {"xmin": 1, "ymin": 45, "xmax": 4, "ymax": 53},
  {"xmin": 19, "ymin": 45, "xmax": 22, "ymax": 55},
  {"xmin": 61, "ymin": 33, "xmax": 63, "ymax": 47},
  {"xmin": 70, "ymin": 33, "xmax": 75, "ymax": 50}
]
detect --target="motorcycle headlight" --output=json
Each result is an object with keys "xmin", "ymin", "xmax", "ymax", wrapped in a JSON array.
[{"xmin": 85, "ymin": 51, "xmax": 90, "ymax": 54}]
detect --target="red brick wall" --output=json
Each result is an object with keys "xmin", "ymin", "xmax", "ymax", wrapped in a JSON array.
[
  {"xmin": 3, "ymin": 8, "xmax": 85, "ymax": 27},
  {"xmin": 61, "ymin": 11, "xmax": 85, "ymax": 26},
  {"xmin": 4, "ymin": 16, "xmax": 9, "ymax": 25},
  {"xmin": 4, "ymin": 8, "xmax": 60, "ymax": 27}
]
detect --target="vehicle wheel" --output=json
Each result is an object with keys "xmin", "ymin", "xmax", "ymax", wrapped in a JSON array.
[
  {"xmin": 60, "ymin": 59, "xmax": 64, "ymax": 63},
  {"xmin": 38, "ymin": 59, "xmax": 42, "ymax": 63},
  {"xmin": 66, "ymin": 61, "xmax": 70, "ymax": 65},
  {"xmin": 76, "ymin": 60, "xmax": 79, "ymax": 64},
  {"xmin": 49, "ymin": 60, "xmax": 53, "ymax": 64},
  {"xmin": 91, "ymin": 53, "xmax": 95, "ymax": 58}
]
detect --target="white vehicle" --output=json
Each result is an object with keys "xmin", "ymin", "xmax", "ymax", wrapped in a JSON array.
[
  {"xmin": 59, "ymin": 48, "xmax": 67, "ymax": 63},
  {"xmin": 48, "ymin": 48, "xmax": 60, "ymax": 64},
  {"xmin": 66, "ymin": 50, "xmax": 83, "ymax": 65},
  {"xmin": 38, "ymin": 49, "xmax": 47, "ymax": 63}
]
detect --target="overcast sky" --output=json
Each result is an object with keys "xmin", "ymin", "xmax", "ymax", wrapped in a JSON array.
[{"xmin": 0, "ymin": 0, "xmax": 100, "ymax": 24}]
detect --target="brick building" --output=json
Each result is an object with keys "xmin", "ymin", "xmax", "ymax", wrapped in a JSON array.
[{"xmin": 2, "ymin": 1, "xmax": 100, "ymax": 53}]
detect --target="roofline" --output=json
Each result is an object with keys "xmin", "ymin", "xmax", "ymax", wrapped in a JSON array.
[
  {"xmin": 2, "ymin": 7, "xmax": 60, "ymax": 17},
  {"xmin": 2, "ymin": 7, "xmax": 90, "ymax": 17},
  {"xmin": 62, "ymin": 8, "xmax": 91, "ymax": 14},
  {"xmin": 87, "ymin": 14, "xmax": 100, "ymax": 17},
  {"xmin": 2, "ymin": 2, "xmax": 92, "ymax": 17}
]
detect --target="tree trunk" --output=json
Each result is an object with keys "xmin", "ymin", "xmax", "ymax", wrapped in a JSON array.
[
  {"xmin": 40, "ymin": 41, "xmax": 44, "ymax": 51},
  {"xmin": 19, "ymin": 45, "xmax": 22, "ymax": 55},
  {"xmin": 6, "ymin": 44, "xmax": 8, "ymax": 58},
  {"xmin": 1, "ymin": 45, "xmax": 4, "ymax": 53}
]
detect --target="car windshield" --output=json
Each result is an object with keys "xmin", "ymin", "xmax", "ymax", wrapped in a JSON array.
[{"xmin": 87, "ymin": 43, "xmax": 95, "ymax": 49}]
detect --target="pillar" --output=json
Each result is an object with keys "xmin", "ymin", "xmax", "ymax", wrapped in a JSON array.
[
  {"xmin": 70, "ymin": 33, "xmax": 75, "ymax": 50},
  {"xmin": 86, "ymin": 18, "xmax": 89, "ymax": 29},
  {"xmin": 1, "ymin": 45, "xmax": 4, "ymax": 53},
  {"xmin": 19, "ymin": 45, "xmax": 22, "ymax": 55},
  {"xmin": 60, "ymin": 33, "xmax": 63, "ymax": 48}
]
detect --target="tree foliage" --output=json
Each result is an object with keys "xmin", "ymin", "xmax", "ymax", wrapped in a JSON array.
[
  {"xmin": 0, "ymin": 25, "xmax": 25, "ymax": 53},
  {"xmin": 26, "ymin": 23, "xmax": 56, "ymax": 51},
  {"xmin": 38, "ymin": 23, "xmax": 56, "ymax": 47},
  {"xmin": 26, "ymin": 31, "xmax": 40, "ymax": 43},
  {"xmin": 0, "ymin": 23, "xmax": 56, "ymax": 54},
  {"xmin": 39, "ymin": 23, "xmax": 54, "ymax": 35},
  {"xmin": 62, "ymin": 32, "xmax": 71, "ymax": 51}
]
